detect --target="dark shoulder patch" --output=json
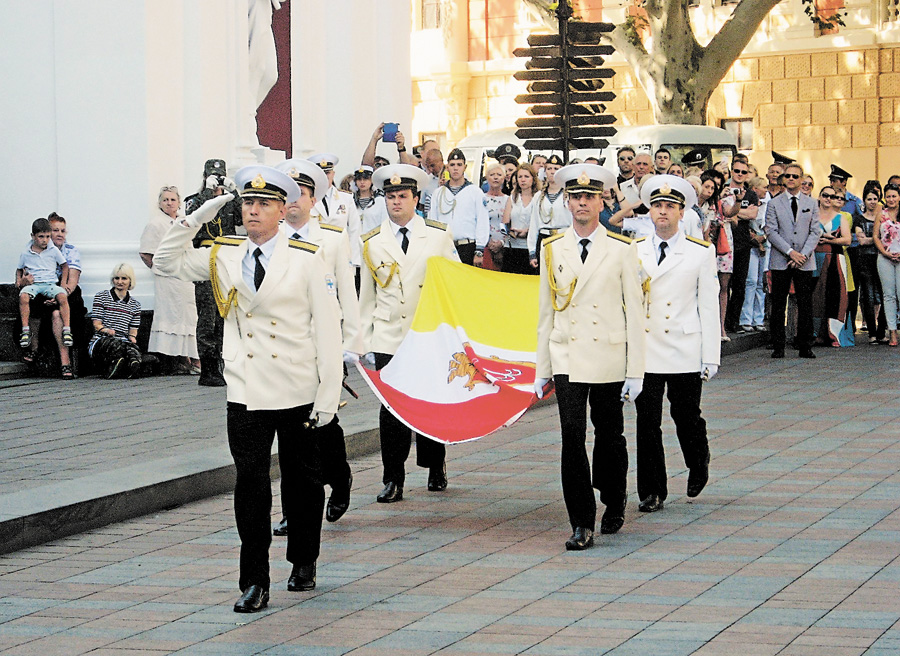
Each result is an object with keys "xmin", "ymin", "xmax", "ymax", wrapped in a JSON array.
[
  {"xmin": 424, "ymin": 219, "xmax": 448, "ymax": 231},
  {"xmin": 606, "ymin": 231, "xmax": 632, "ymax": 245},
  {"xmin": 543, "ymin": 232, "xmax": 565, "ymax": 246},
  {"xmin": 685, "ymin": 235, "xmax": 712, "ymax": 248},
  {"xmin": 633, "ymin": 236, "xmax": 648, "ymax": 243},
  {"xmin": 214, "ymin": 236, "xmax": 246, "ymax": 247},
  {"xmin": 319, "ymin": 223, "xmax": 344, "ymax": 233},
  {"xmin": 362, "ymin": 225, "xmax": 382, "ymax": 242},
  {"xmin": 288, "ymin": 238, "xmax": 319, "ymax": 254}
]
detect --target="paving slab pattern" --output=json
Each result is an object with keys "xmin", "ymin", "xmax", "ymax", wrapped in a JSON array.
[{"xmin": 2, "ymin": 346, "xmax": 900, "ymax": 654}]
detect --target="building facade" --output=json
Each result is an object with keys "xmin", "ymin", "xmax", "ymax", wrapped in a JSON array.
[{"xmin": 410, "ymin": 0, "xmax": 900, "ymax": 186}]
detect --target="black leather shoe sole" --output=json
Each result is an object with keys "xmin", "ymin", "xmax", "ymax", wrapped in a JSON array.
[
  {"xmin": 326, "ymin": 474, "xmax": 352, "ymax": 522},
  {"xmin": 638, "ymin": 495, "xmax": 664, "ymax": 513},
  {"xmin": 565, "ymin": 528, "xmax": 594, "ymax": 550},
  {"xmin": 427, "ymin": 464, "xmax": 447, "ymax": 491},
  {"xmin": 273, "ymin": 517, "xmax": 288, "ymax": 536}
]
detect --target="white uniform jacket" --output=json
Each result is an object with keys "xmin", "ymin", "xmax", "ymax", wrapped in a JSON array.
[
  {"xmin": 154, "ymin": 224, "xmax": 343, "ymax": 414},
  {"xmin": 527, "ymin": 189, "xmax": 573, "ymax": 257},
  {"xmin": 428, "ymin": 182, "xmax": 490, "ymax": 249},
  {"xmin": 359, "ymin": 216, "xmax": 459, "ymax": 355},
  {"xmin": 537, "ymin": 226, "xmax": 645, "ymax": 383},
  {"xmin": 634, "ymin": 232, "xmax": 720, "ymax": 374},
  {"xmin": 280, "ymin": 220, "xmax": 362, "ymax": 354},
  {"xmin": 311, "ymin": 186, "xmax": 362, "ymax": 268},
  {"xmin": 358, "ymin": 195, "xmax": 388, "ymax": 235}
]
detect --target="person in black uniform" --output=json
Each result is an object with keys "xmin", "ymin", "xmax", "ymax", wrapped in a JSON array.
[{"xmin": 184, "ymin": 158, "xmax": 243, "ymax": 386}]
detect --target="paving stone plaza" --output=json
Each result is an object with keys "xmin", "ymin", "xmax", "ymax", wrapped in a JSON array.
[{"xmin": 2, "ymin": 346, "xmax": 900, "ymax": 655}]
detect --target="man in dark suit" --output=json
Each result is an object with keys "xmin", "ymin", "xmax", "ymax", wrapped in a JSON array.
[{"xmin": 764, "ymin": 163, "xmax": 823, "ymax": 359}]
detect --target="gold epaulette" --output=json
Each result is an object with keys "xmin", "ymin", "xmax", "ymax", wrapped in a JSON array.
[
  {"xmin": 288, "ymin": 238, "xmax": 319, "ymax": 254},
  {"xmin": 424, "ymin": 219, "xmax": 448, "ymax": 231},
  {"xmin": 606, "ymin": 231, "xmax": 632, "ymax": 245},
  {"xmin": 198, "ymin": 239, "xmax": 215, "ymax": 247},
  {"xmin": 634, "ymin": 236, "xmax": 648, "ymax": 243},
  {"xmin": 214, "ymin": 236, "xmax": 245, "ymax": 246},
  {"xmin": 542, "ymin": 232, "xmax": 565, "ymax": 246},
  {"xmin": 319, "ymin": 223, "xmax": 344, "ymax": 233},
  {"xmin": 362, "ymin": 225, "xmax": 382, "ymax": 242},
  {"xmin": 685, "ymin": 235, "xmax": 712, "ymax": 248}
]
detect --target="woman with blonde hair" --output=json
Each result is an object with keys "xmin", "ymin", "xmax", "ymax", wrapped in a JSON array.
[
  {"xmin": 139, "ymin": 186, "xmax": 200, "ymax": 374},
  {"xmin": 502, "ymin": 162, "xmax": 540, "ymax": 275},
  {"xmin": 89, "ymin": 263, "xmax": 144, "ymax": 379},
  {"xmin": 482, "ymin": 161, "xmax": 509, "ymax": 271}
]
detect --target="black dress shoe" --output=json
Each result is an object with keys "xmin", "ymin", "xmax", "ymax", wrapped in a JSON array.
[
  {"xmin": 326, "ymin": 473, "xmax": 352, "ymax": 523},
  {"xmin": 427, "ymin": 463, "xmax": 448, "ymax": 491},
  {"xmin": 233, "ymin": 584, "xmax": 269, "ymax": 613},
  {"xmin": 599, "ymin": 502, "xmax": 626, "ymax": 535},
  {"xmin": 798, "ymin": 349, "xmax": 816, "ymax": 359},
  {"xmin": 287, "ymin": 562, "xmax": 316, "ymax": 591},
  {"xmin": 273, "ymin": 517, "xmax": 288, "ymax": 536},
  {"xmin": 687, "ymin": 459, "xmax": 709, "ymax": 498},
  {"xmin": 376, "ymin": 481, "xmax": 403, "ymax": 503},
  {"xmin": 771, "ymin": 348, "xmax": 785, "ymax": 359},
  {"xmin": 565, "ymin": 527, "xmax": 594, "ymax": 550},
  {"xmin": 638, "ymin": 494, "xmax": 664, "ymax": 513}
]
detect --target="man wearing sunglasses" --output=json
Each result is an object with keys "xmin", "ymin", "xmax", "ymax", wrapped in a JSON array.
[
  {"xmin": 722, "ymin": 155, "xmax": 760, "ymax": 334},
  {"xmin": 828, "ymin": 164, "xmax": 863, "ymax": 216},
  {"xmin": 765, "ymin": 163, "xmax": 823, "ymax": 359},
  {"xmin": 618, "ymin": 147, "xmax": 639, "ymax": 204}
]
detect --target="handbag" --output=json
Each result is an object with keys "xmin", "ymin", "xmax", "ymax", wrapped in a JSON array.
[{"xmin": 715, "ymin": 223, "xmax": 730, "ymax": 256}]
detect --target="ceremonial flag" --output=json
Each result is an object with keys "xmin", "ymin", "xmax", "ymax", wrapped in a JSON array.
[{"xmin": 357, "ymin": 257, "xmax": 540, "ymax": 444}]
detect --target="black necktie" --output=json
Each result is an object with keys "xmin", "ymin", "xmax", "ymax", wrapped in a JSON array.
[
  {"xmin": 399, "ymin": 227, "xmax": 409, "ymax": 254},
  {"xmin": 322, "ymin": 197, "xmax": 329, "ymax": 216},
  {"xmin": 253, "ymin": 247, "xmax": 265, "ymax": 291},
  {"xmin": 579, "ymin": 238, "xmax": 590, "ymax": 263},
  {"xmin": 658, "ymin": 241, "xmax": 668, "ymax": 264},
  {"xmin": 791, "ymin": 196, "xmax": 798, "ymax": 219}
]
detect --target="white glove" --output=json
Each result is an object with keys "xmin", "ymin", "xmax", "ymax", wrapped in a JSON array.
[
  {"xmin": 312, "ymin": 412, "xmax": 334, "ymax": 427},
  {"xmin": 205, "ymin": 174, "xmax": 219, "ymax": 190},
  {"xmin": 620, "ymin": 378, "xmax": 643, "ymax": 403},
  {"xmin": 534, "ymin": 377, "xmax": 550, "ymax": 399},
  {"xmin": 702, "ymin": 364, "xmax": 718, "ymax": 381},
  {"xmin": 343, "ymin": 350, "xmax": 359, "ymax": 365},
  {"xmin": 222, "ymin": 176, "xmax": 237, "ymax": 192},
  {"xmin": 184, "ymin": 194, "xmax": 232, "ymax": 229},
  {"xmin": 362, "ymin": 352, "xmax": 376, "ymax": 368}
]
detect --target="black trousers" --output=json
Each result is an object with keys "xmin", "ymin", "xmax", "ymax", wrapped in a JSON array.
[
  {"xmin": 375, "ymin": 352, "xmax": 445, "ymax": 485},
  {"xmin": 725, "ymin": 246, "xmax": 751, "ymax": 330},
  {"xmin": 456, "ymin": 242, "xmax": 476, "ymax": 266},
  {"xmin": 770, "ymin": 268, "xmax": 815, "ymax": 350},
  {"xmin": 502, "ymin": 247, "xmax": 537, "ymax": 276},
  {"xmin": 279, "ymin": 415, "xmax": 351, "ymax": 518},
  {"xmin": 194, "ymin": 280, "xmax": 224, "ymax": 362},
  {"xmin": 90, "ymin": 336, "xmax": 141, "ymax": 378},
  {"xmin": 227, "ymin": 402, "xmax": 324, "ymax": 591},
  {"xmin": 635, "ymin": 372, "xmax": 709, "ymax": 501},
  {"xmin": 553, "ymin": 375, "xmax": 627, "ymax": 531}
]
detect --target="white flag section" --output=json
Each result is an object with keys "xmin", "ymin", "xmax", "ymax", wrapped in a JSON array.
[{"xmin": 357, "ymin": 257, "xmax": 541, "ymax": 444}]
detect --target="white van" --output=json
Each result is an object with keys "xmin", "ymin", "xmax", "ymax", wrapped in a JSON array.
[{"xmin": 455, "ymin": 125, "xmax": 738, "ymax": 185}]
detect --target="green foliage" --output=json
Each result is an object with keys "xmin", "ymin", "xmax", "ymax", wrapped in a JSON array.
[{"xmin": 799, "ymin": 0, "xmax": 847, "ymax": 30}]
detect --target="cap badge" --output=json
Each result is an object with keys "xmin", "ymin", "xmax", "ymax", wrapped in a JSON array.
[
  {"xmin": 660, "ymin": 184, "xmax": 671, "ymax": 195},
  {"xmin": 251, "ymin": 174, "xmax": 266, "ymax": 189},
  {"xmin": 289, "ymin": 168, "xmax": 298, "ymax": 177},
  {"xmin": 577, "ymin": 172, "xmax": 590, "ymax": 186},
  {"xmin": 390, "ymin": 174, "xmax": 402, "ymax": 186}
]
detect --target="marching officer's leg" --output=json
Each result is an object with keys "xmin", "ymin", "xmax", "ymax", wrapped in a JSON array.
[
  {"xmin": 666, "ymin": 372, "xmax": 710, "ymax": 497},
  {"xmin": 589, "ymin": 381, "xmax": 628, "ymax": 534},
  {"xmin": 635, "ymin": 373, "xmax": 667, "ymax": 512},
  {"xmin": 375, "ymin": 353, "xmax": 411, "ymax": 502}
]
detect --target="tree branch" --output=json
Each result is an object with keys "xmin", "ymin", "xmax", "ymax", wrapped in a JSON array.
[{"xmin": 700, "ymin": 0, "xmax": 781, "ymax": 84}]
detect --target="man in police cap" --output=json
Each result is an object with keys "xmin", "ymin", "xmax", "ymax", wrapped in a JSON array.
[
  {"xmin": 309, "ymin": 153, "xmax": 363, "ymax": 276},
  {"xmin": 428, "ymin": 148, "xmax": 489, "ymax": 266},
  {"xmin": 358, "ymin": 164, "xmax": 460, "ymax": 503},
  {"xmin": 154, "ymin": 165, "xmax": 342, "ymax": 612},
  {"xmin": 828, "ymin": 164, "xmax": 863, "ymax": 215},
  {"xmin": 268, "ymin": 158, "xmax": 362, "ymax": 537},
  {"xmin": 185, "ymin": 158, "xmax": 244, "ymax": 386},
  {"xmin": 632, "ymin": 175, "xmax": 720, "ymax": 514},
  {"xmin": 534, "ymin": 163, "xmax": 645, "ymax": 550},
  {"xmin": 494, "ymin": 142, "xmax": 521, "ymax": 195}
]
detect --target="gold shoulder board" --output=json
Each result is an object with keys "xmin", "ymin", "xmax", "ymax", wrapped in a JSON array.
[
  {"xmin": 319, "ymin": 223, "xmax": 344, "ymax": 233},
  {"xmin": 362, "ymin": 225, "xmax": 382, "ymax": 242},
  {"xmin": 288, "ymin": 238, "xmax": 319, "ymax": 254},
  {"xmin": 214, "ymin": 236, "xmax": 245, "ymax": 246},
  {"xmin": 634, "ymin": 236, "xmax": 648, "ymax": 243},
  {"xmin": 685, "ymin": 235, "xmax": 712, "ymax": 248},
  {"xmin": 606, "ymin": 231, "xmax": 633, "ymax": 245},
  {"xmin": 543, "ymin": 232, "xmax": 565, "ymax": 246},
  {"xmin": 424, "ymin": 219, "xmax": 448, "ymax": 231}
]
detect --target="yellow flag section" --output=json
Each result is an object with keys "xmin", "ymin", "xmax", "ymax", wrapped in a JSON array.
[{"xmin": 357, "ymin": 257, "xmax": 541, "ymax": 444}]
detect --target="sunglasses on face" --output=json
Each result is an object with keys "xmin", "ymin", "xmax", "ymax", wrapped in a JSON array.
[
  {"xmin": 618, "ymin": 155, "xmax": 634, "ymax": 161},
  {"xmin": 800, "ymin": 181, "xmax": 813, "ymax": 186},
  {"xmin": 732, "ymin": 168, "xmax": 748, "ymax": 175},
  {"xmin": 821, "ymin": 193, "xmax": 841, "ymax": 200},
  {"xmin": 783, "ymin": 173, "xmax": 801, "ymax": 179}
]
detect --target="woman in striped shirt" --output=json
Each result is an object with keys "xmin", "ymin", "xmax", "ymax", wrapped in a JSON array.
[{"xmin": 89, "ymin": 263, "xmax": 143, "ymax": 379}]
